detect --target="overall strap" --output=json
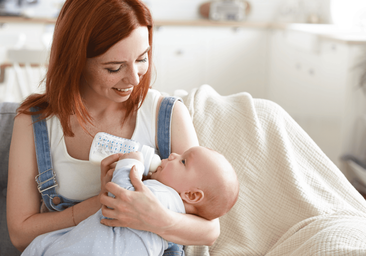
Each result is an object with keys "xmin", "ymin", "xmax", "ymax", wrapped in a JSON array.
[
  {"xmin": 31, "ymin": 107, "xmax": 58, "ymax": 212},
  {"xmin": 157, "ymin": 97, "xmax": 185, "ymax": 256},
  {"xmin": 157, "ymin": 96, "xmax": 182, "ymax": 159}
]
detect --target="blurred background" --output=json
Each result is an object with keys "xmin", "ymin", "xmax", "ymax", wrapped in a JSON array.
[{"xmin": 1, "ymin": 0, "xmax": 366, "ymax": 196}]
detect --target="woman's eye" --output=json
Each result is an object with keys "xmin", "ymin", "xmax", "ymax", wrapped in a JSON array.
[
  {"xmin": 107, "ymin": 67, "xmax": 121, "ymax": 73},
  {"xmin": 137, "ymin": 57, "xmax": 148, "ymax": 63}
]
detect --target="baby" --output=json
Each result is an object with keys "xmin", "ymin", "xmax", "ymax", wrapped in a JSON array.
[
  {"xmin": 149, "ymin": 146, "xmax": 239, "ymax": 220},
  {"xmin": 22, "ymin": 146, "xmax": 239, "ymax": 256}
]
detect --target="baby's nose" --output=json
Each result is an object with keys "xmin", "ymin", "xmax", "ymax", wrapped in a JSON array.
[{"xmin": 168, "ymin": 153, "xmax": 177, "ymax": 161}]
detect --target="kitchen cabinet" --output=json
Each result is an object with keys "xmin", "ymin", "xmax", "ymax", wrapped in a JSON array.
[
  {"xmin": 267, "ymin": 28, "xmax": 365, "ymax": 167},
  {"xmin": 152, "ymin": 27, "xmax": 206, "ymax": 95},
  {"xmin": 152, "ymin": 26, "xmax": 269, "ymax": 98},
  {"xmin": 267, "ymin": 29, "xmax": 349, "ymax": 118},
  {"xmin": 204, "ymin": 27, "xmax": 268, "ymax": 97},
  {"xmin": 339, "ymin": 44, "xmax": 366, "ymax": 179}
]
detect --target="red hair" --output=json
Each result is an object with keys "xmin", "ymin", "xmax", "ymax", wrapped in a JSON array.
[{"xmin": 18, "ymin": 0, "xmax": 153, "ymax": 136}]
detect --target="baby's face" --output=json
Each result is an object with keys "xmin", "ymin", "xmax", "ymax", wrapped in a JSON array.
[{"xmin": 151, "ymin": 146, "xmax": 219, "ymax": 193}]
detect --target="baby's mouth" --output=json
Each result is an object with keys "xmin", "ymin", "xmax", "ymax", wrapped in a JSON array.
[{"xmin": 150, "ymin": 166, "xmax": 162, "ymax": 178}]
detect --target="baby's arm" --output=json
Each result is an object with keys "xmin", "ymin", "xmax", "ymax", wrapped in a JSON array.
[{"xmin": 110, "ymin": 152, "xmax": 145, "ymax": 191}]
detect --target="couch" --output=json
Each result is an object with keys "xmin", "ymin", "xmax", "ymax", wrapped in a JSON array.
[
  {"xmin": 2, "ymin": 85, "xmax": 366, "ymax": 256},
  {"xmin": 0, "ymin": 102, "xmax": 20, "ymax": 256}
]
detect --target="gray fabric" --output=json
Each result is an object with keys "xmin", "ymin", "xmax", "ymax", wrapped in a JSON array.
[{"xmin": 0, "ymin": 102, "xmax": 21, "ymax": 256}]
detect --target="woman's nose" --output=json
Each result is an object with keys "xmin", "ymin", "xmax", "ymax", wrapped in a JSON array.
[{"xmin": 122, "ymin": 64, "xmax": 140, "ymax": 86}]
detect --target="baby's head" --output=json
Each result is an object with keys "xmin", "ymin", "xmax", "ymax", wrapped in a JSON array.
[{"xmin": 151, "ymin": 146, "xmax": 239, "ymax": 220}]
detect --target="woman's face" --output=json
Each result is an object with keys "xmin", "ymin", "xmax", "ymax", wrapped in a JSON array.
[{"xmin": 81, "ymin": 26, "xmax": 150, "ymax": 103}]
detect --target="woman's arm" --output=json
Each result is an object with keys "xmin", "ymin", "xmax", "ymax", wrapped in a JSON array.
[
  {"xmin": 163, "ymin": 100, "xmax": 220, "ymax": 244},
  {"xmin": 101, "ymin": 173, "xmax": 220, "ymax": 245},
  {"xmin": 100, "ymin": 99, "xmax": 220, "ymax": 245},
  {"xmin": 6, "ymin": 114, "xmax": 102, "ymax": 251},
  {"xmin": 169, "ymin": 100, "xmax": 199, "ymax": 154}
]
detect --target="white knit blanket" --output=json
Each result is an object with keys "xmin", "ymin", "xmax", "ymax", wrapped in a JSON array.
[{"xmin": 183, "ymin": 85, "xmax": 366, "ymax": 256}]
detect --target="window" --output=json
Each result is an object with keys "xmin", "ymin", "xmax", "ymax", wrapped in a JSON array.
[{"xmin": 331, "ymin": 0, "xmax": 366, "ymax": 28}]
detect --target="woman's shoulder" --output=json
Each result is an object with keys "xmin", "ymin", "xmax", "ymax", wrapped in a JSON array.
[
  {"xmin": 13, "ymin": 112, "xmax": 33, "ymax": 130},
  {"xmin": 11, "ymin": 113, "xmax": 36, "ymax": 156}
]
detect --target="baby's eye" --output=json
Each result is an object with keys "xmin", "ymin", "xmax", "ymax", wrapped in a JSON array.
[{"xmin": 181, "ymin": 159, "xmax": 186, "ymax": 165}]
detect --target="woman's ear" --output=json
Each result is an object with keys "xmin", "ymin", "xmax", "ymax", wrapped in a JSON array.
[{"xmin": 180, "ymin": 189, "xmax": 204, "ymax": 204}]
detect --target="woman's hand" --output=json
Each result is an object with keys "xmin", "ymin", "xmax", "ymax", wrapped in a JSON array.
[
  {"xmin": 99, "ymin": 154, "xmax": 120, "ymax": 202},
  {"xmin": 100, "ymin": 166, "xmax": 170, "ymax": 233},
  {"xmin": 100, "ymin": 166, "xmax": 219, "ymax": 245}
]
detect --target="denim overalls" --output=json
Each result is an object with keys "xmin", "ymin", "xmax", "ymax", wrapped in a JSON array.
[{"xmin": 31, "ymin": 96, "xmax": 184, "ymax": 256}]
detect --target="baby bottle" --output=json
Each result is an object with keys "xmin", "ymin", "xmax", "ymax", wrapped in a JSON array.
[{"xmin": 89, "ymin": 132, "xmax": 161, "ymax": 176}]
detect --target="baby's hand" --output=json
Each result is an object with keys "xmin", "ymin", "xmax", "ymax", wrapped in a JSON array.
[{"xmin": 118, "ymin": 151, "xmax": 144, "ymax": 163}]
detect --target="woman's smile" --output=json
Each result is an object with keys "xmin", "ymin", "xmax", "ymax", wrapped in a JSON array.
[
  {"xmin": 113, "ymin": 87, "xmax": 133, "ymax": 92},
  {"xmin": 112, "ymin": 87, "xmax": 134, "ymax": 98}
]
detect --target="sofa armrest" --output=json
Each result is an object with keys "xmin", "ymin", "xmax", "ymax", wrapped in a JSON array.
[{"xmin": 0, "ymin": 102, "xmax": 21, "ymax": 256}]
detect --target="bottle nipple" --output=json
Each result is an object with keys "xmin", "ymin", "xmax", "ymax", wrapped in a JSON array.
[{"xmin": 149, "ymin": 154, "xmax": 161, "ymax": 173}]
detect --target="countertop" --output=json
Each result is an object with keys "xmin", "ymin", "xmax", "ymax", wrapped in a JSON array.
[
  {"xmin": 1, "ymin": 16, "xmax": 365, "ymax": 44},
  {"xmin": 277, "ymin": 23, "xmax": 366, "ymax": 45}
]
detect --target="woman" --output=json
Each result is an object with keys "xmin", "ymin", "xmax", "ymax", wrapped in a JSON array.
[{"xmin": 7, "ymin": 0, "xmax": 219, "ymax": 252}]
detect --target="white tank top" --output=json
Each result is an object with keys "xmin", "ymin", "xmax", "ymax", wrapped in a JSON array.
[{"xmin": 46, "ymin": 89, "xmax": 161, "ymax": 201}]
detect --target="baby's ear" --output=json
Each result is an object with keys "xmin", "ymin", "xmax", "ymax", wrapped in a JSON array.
[{"xmin": 180, "ymin": 189, "xmax": 204, "ymax": 204}]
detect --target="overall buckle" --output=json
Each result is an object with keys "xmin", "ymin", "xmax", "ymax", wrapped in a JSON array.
[{"xmin": 35, "ymin": 168, "xmax": 59, "ymax": 193}]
